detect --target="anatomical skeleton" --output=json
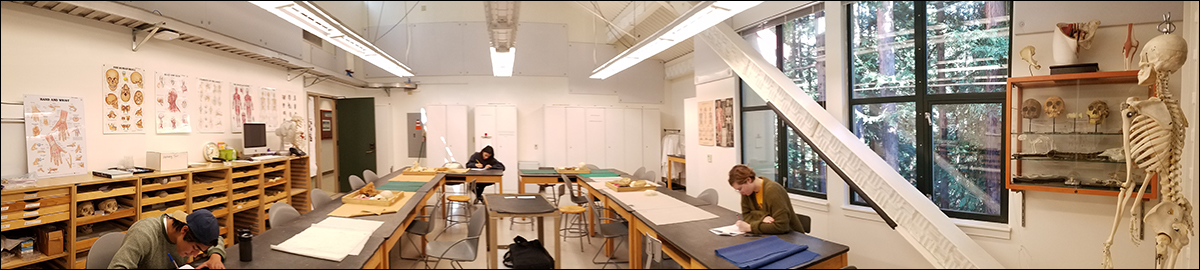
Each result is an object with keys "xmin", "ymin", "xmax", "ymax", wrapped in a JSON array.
[{"xmin": 1101, "ymin": 16, "xmax": 1192, "ymax": 269}]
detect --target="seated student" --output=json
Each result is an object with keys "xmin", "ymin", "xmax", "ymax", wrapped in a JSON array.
[
  {"xmin": 464, "ymin": 145, "xmax": 505, "ymax": 204},
  {"xmin": 110, "ymin": 210, "xmax": 226, "ymax": 269},
  {"xmin": 727, "ymin": 164, "xmax": 806, "ymax": 234}
]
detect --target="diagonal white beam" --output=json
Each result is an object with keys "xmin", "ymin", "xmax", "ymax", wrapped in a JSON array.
[
  {"xmin": 604, "ymin": 1, "xmax": 661, "ymax": 44},
  {"xmin": 698, "ymin": 21, "xmax": 1003, "ymax": 269}
]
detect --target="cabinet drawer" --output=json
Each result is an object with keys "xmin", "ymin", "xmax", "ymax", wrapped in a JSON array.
[
  {"xmin": 0, "ymin": 203, "xmax": 70, "ymax": 222},
  {"xmin": 141, "ymin": 192, "xmax": 187, "ymax": 206},
  {"xmin": 193, "ymin": 184, "xmax": 228, "ymax": 197},
  {"xmin": 141, "ymin": 204, "xmax": 187, "ymax": 220},
  {"xmin": 1, "ymin": 187, "xmax": 69, "ymax": 203},
  {"xmin": 77, "ymin": 185, "xmax": 137, "ymax": 201},
  {"xmin": 1, "ymin": 195, "xmax": 70, "ymax": 213},
  {"xmin": 1, "ymin": 211, "xmax": 69, "ymax": 231},
  {"xmin": 192, "ymin": 197, "xmax": 229, "ymax": 210}
]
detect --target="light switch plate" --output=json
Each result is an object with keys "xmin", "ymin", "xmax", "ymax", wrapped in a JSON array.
[{"xmin": 708, "ymin": 154, "xmax": 713, "ymax": 163}]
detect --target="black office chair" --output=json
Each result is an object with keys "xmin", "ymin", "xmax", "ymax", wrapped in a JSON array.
[{"xmin": 797, "ymin": 212, "xmax": 812, "ymax": 234}]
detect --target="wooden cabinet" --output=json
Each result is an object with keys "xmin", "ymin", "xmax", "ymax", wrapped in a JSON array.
[{"xmin": 1005, "ymin": 71, "xmax": 1156, "ymax": 199}]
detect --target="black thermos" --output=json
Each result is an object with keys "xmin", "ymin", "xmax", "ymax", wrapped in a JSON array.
[{"xmin": 237, "ymin": 229, "xmax": 253, "ymax": 262}]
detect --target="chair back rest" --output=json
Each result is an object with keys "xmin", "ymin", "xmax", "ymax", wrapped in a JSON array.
[
  {"xmin": 363, "ymin": 170, "xmax": 378, "ymax": 182},
  {"xmin": 644, "ymin": 170, "xmax": 659, "ymax": 185},
  {"xmin": 349, "ymin": 175, "xmax": 366, "ymax": 191},
  {"xmin": 310, "ymin": 188, "xmax": 332, "ymax": 210},
  {"xmin": 466, "ymin": 179, "xmax": 477, "ymax": 199},
  {"xmin": 643, "ymin": 232, "xmax": 663, "ymax": 263},
  {"xmin": 467, "ymin": 207, "xmax": 487, "ymax": 239},
  {"xmin": 269, "ymin": 202, "xmax": 301, "ymax": 228},
  {"xmin": 797, "ymin": 212, "xmax": 812, "ymax": 234},
  {"xmin": 584, "ymin": 164, "xmax": 600, "ymax": 170},
  {"xmin": 698, "ymin": 188, "xmax": 719, "ymax": 205},
  {"xmin": 87, "ymin": 232, "xmax": 127, "ymax": 269},
  {"xmin": 632, "ymin": 167, "xmax": 647, "ymax": 180},
  {"xmin": 561, "ymin": 175, "xmax": 589, "ymax": 205}
]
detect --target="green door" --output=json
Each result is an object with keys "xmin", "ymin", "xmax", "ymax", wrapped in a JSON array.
[{"xmin": 336, "ymin": 97, "xmax": 377, "ymax": 192}]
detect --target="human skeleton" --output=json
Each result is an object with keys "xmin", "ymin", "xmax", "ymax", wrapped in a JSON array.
[{"xmin": 1101, "ymin": 14, "xmax": 1192, "ymax": 269}]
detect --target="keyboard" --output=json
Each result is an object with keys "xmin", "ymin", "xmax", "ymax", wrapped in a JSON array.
[{"xmin": 251, "ymin": 155, "xmax": 285, "ymax": 161}]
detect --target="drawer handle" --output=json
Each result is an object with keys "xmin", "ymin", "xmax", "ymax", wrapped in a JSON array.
[
  {"xmin": 25, "ymin": 203, "xmax": 41, "ymax": 208},
  {"xmin": 23, "ymin": 211, "xmax": 40, "ymax": 217}
]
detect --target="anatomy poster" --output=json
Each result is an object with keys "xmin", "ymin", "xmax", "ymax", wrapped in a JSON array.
[
  {"xmin": 198, "ymin": 78, "xmax": 225, "ymax": 133},
  {"xmin": 259, "ymin": 87, "xmax": 279, "ymax": 129},
  {"xmin": 24, "ymin": 95, "xmax": 88, "ymax": 178},
  {"xmin": 155, "ymin": 72, "xmax": 192, "ymax": 133},
  {"xmin": 718, "ymin": 97, "xmax": 734, "ymax": 147},
  {"xmin": 698, "ymin": 100, "xmax": 715, "ymax": 146},
  {"xmin": 280, "ymin": 92, "xmax": 301, "ymax": 122},
  {"xmin": 101, "ymin": 65, "xmax": 145, "ymax": 134},
  {"xmin": 231, "ymin": 83, "xmax": 253, "ymax": 133}
]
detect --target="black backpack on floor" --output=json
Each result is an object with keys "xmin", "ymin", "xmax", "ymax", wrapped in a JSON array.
[{"xmin": 503, "ymin": 235, "xmax": 554, "ymax": 269}]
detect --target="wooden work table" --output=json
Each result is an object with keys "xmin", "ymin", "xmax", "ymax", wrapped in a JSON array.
[{"xmin": 666, "ymin": 154, "xmax": 685, "ymax": 190}]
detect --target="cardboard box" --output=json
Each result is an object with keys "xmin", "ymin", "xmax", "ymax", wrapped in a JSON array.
[
  {"xmin": 35, "ymin": 225, "xmax": 64, "ymax": 256},
  {"xmin": 147, "ymin": 151, "xmax": 188, "ymax": 171}
]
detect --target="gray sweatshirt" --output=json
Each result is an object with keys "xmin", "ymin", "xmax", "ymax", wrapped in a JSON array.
[{"xmin": 108, "ymin": 214, "xmax": 226, "ymax": 269}]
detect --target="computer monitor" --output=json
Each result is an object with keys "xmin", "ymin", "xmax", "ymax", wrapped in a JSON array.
[{"xmin": 243, "ymin": 123, "xmax": 268, "ymax": 156}]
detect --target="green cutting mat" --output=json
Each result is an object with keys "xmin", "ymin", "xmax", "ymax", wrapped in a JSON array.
[
  {"xmin": 578, "ymin": 170, "xmax": 619, "ymax": 178},
  {"xmin": 377, "ymin": 181, "xmax": 426, "ymax": 192},
  {"xmin": 520, "ymin": 170, "xmax": 559, "ymax": 175}
]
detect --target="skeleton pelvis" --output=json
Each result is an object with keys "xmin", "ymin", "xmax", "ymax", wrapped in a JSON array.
[{"xmin": 1144, "ymin": 201, "xmax": 1191, "ymax": 248}]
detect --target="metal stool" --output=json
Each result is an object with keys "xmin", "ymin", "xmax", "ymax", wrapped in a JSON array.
[
  {"xmin": 559, "ymin": 203, "xmax": 590, "ymax": 252},
  {"xmin": 443, "ymin": 180, "xmax": 475, "ymax": 231}
]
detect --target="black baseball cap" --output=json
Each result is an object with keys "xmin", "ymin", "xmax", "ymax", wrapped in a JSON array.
[{"xmin": 170, "ymin": 210, "xmax": 219, "ymax": 245}]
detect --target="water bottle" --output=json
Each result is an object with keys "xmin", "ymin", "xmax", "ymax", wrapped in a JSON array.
[{"xmin": 237, "ymin": 229, "xmax": 253, "ymax": 262}]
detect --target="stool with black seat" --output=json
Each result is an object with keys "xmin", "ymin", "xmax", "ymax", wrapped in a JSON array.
[{"xmin": 558, "ymin": 174, "xmax": 592, "ymax": 252}]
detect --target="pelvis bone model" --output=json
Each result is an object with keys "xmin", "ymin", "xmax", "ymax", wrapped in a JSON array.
[{"xmin": 1102, "ymin": 14, "xmax": 1191, "ymax": 269}]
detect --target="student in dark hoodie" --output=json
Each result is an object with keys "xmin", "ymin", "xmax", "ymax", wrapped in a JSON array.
[{"xmin": 464, "ymin": 145, "xmax": 504, "ymax": 204}]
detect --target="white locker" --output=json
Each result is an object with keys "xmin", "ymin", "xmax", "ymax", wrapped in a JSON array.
[
  {"xmin": 605, "ymin": 108, "xmax": 625, "ymax": 171},
  {"xmin": 643, "ymin": 109, "xmax": 661, "ymax": 178},
  {"xmin": 565, "ymin": 107, "xmax": 587, "ymax": 167},
  {"xmin": 585, "ymin": 108, "xmax": 606, "ymax": 168},
  {"xmin": 424, "ymin": 105, "xmax": 446, "ymax": 167},
  {"xmin": 544, "ymin": 106, "xmax": 567, "ymax": 168},
  {"xmin": 446, "ymin": 105, "xmax": 469, "ymax": 164},
  {"xmin": 474, "ymin": 106, "xmax": 497, "ymax": 151},
  {"xmin": 624, "ymin": 108, "xmax": 644, "ymax": 173},
  {"xmin": 495, "ymin": 105, "xmax": 518, "ymax": 193}
]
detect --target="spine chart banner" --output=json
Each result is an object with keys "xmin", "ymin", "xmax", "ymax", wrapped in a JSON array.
[
  {"xmin": 25, "ymin": 95, "xmax": 88, "ymax": 178},
  {"xmin": 101, "ymin": 65, "xmax": 145, "ymax": 134}
]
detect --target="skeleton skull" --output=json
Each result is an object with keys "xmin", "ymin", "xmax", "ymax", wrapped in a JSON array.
[
  {"xmin": 1021, "ymin": 98, "xmax": 1043, "ymax": 119},
  {"xmin": 1088, "ymin": 100, "xmax": 1110, "ymax": 125},
  {"xmin": 1138, "ymin": 33, "xmax": 1188, "ymax": 86},
  {"xmin": 105, "ymin": 69, "xmax": 119, "ymax": 91},
  {"xmin": 130, "ymin": 72, "xmax": 143, "ymax": 88},
  {"xmin": 1045, "ymin": 96, "xmax": 1065, "ymax": 118}
]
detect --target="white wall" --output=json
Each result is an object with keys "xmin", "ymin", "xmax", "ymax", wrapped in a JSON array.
[
  {"xmin": 362, "ymin": 1, "xmax": 606, "ymax": 44},
  {"xmin": 677, "ymin": 1, "xmax": 1198, "ymax": 269},
  {"xmin": 663, "ymin": 76, "xmax": 697, "ymax": 131},
  {"xmin": 0, "ymin": 2, "xmax": 371, "ymax": 177}
]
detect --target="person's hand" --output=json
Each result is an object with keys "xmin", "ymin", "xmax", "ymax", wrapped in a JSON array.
[
  {"xmin": 484, "ymin": 164, "xmax": 492, "ymax": 169},
  {"xmin": 475, "ymin": 163, "xmax": 484, "ymax": 168},
  {"xmin": 196, "ymin": 254, "xmax": 225, "ymax": 269},
  {"xmin": 762, "ymin": 216, "xmax": 775, "ymax": 224},
  {"xmin": 735, "ymin": 220, "xmax": 752, "ymax": 232}
]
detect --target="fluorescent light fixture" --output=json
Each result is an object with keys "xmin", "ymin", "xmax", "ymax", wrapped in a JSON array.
[
  {"xmin": 590, "ymin": 1, "xmax": 761, "ymax": 79},
  {"xmin": 252, "ymin": 1, "xmax": 415, "ymax": 77},
  {"xmin": 490, "ymin": 47, "xmax": 516, "ymax": 77}
]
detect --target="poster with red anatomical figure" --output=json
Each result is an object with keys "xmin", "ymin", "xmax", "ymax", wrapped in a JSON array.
[
  {"xmin": 101, "ymin": 65, "xmax": 145, "ymax": 134},
  {"xmin": 199, "ymin": 78, "xmax": 225, "ymax": 133},
  {"xmin": 231, "ymin": 83, "xmax": 253, "ymax": 133},
  {"xmin": 155, "ymin": 72, "xmax": 191, "ymax": 133},
  {"xmin": 25, "ymin": 95, "xmax": 88, "ymax": 178}
]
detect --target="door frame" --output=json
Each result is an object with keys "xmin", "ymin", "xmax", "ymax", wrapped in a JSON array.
[{"xmin": 309, "ymin": 92, "xmax": 340, "ymax": 193}]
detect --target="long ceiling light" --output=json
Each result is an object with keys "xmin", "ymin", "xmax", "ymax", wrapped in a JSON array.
[
  {"xmin": 490, "ymin": 47, "xmax": 516, "ymax": 77},
  {"xmin": 590, "ymin": 1, "xmax": 761, "ymax": 79},
  {"xmin": 252, "ymin": 1, "xmax": 415, "ymax": 77}
]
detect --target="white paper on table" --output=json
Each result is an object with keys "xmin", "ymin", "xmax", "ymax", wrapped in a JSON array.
[
  {"xmin": 590, "ymin": 177, "xmax": 624, "ymax": 182},
  {"xmin": 178, "ymin": 264, "xmax": 195, "ymax": 269},
  {"xmin": 709, "ymin": 224, "xmax": 745, "ymax": 236},
  {"xmin": 605, "ymin": 190, "xmax": 693, "ymax": 211},
  {"xmin": 270, "ymin": 226, "xmax": 371, "ymax": 261},
  {"xmin": 637, "ymin": 206, "xmax": 719, "ymax": 225},
  {"xmin": 313, "ymin": 217, "xmax": 385, "ymax": 234}
]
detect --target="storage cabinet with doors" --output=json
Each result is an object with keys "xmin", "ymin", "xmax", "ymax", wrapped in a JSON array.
[
  {"xmin": 543, "ymin": 106, "xmax": 661, "ymax": 175},
  {"xmin": 474, "ymin": 105, "xmax": 518, "ymax": 193},
  {"xmin": 424, "ymin": 105, "xmax": 469, "ymax": 167},
  {"xmin": 2, "ymin": 183, "xmax": 72, "ymax": 269},
  {"xmin": 1006, "ymin": 70, "xmax": 1157, "ymax": 199}
]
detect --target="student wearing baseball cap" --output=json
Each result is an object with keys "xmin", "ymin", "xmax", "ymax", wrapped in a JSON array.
[{"xmin": 109, "ymin": 209, "xmax": 226, "ymax": 269}]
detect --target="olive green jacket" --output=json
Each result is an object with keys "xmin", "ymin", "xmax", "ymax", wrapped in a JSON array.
[
  {"xmin": 739, "ymin": 177, "xmax": 805, "ymax": 234},
  {"xmin": 109, "ymin": 214, "xmax": 226, "ymax": 269}
]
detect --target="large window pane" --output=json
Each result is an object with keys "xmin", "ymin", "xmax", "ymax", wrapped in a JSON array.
[
  {"xmin": 926, "ymin": 1, "xmax": 1010, "ymax": 94},
  {"xmin": 850, "ymin": 1, "xmax": 916, "ymax": 98},
  {"xmin": 782, "ymin": 9, "xmax": 827, "ymax": 102},
  {"xmin": 931, "ymin": 103, "xmax": 1004, "ymax": 215},
  {"xmin": 787, "ymin": 128, "xmax": 826, "ymax": 194},
  {"xmin": 741, "ymin": 80, "xmax": 767, "ymax": 107},
  {"xmin": 852, "ymin": 102, "xmax": 917, "ymax": 186},
  {"xmin": 742, "ymin": 110, "xmax": 778, "ymax": 182},
  {"xmin": 743, "ymin": 27, "xmax": 778, "ymax": 68}
]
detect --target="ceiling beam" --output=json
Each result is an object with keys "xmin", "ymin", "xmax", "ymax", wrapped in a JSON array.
[{"xmin": 604, "ymin": 1, "xmax": 662, "ymax": 44}]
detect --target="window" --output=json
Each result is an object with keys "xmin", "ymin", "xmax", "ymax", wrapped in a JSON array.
[
  {"xmin": 741, "ymin": 4, "xmax": 827, "ymax": 198},
  {"xmin": 849, "ymin": 1, "xmax": 1010, "ymax": 222}
]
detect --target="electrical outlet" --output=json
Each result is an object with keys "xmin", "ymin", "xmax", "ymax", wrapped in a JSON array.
[
  {"xmin": 534, "ymin": 144, "xmax": 538, "ymax": 150},
  {"xmin": 708, "ymin": 154, "xmax": 712, "ymax": 163},
  {"xmin": 421, "ymin": 5, "xmax": 426, "ymax": 11}
]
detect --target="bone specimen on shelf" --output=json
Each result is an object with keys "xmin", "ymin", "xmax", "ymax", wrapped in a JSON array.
[
  {"xmin": 98, "ymin": 198, "xmax": 119, "ymax": 213},
  {"xmin": 1044, "ymin": 96, "xmax": 1065, "ymax": 118},
  {"xmin": 78, "ymin": 201, "xmax": 95, "ymax": 217},
  {"xmin": 1088, "ymin": 100, "xmax": 1111, "ymax": 125},
  {"xmin": 78, "ymin": 224, "xmax": 94, "ymax": 235},
  {"xmin": 1021, "ymin": 98, "xmax": 1043, "ymax": 119}
]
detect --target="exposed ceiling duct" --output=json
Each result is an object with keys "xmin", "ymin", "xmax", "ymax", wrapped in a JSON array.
[{"xmin": 485, "ymin": 1, "xmax": 519, "ymax": 76}]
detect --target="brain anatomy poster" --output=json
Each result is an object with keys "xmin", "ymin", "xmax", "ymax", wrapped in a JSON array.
[
  {"xmin": 231, "ymin": 83, "xmax": 252, "ymax": 133},
  {"xmin": 698, "ymin": 100, "xmax": 715, "ymax": 146},
  {"xmin": 155, "ymin": 72, "xmax": 192, "ymax": 134},
  {"xmin": 198, "ymin": 78, "xmax": 225, "ymax": 133},
  {"xmin": 25, "ymin": 95, "xmax": 88, "ymax": 178},
  {"xmin": 259, "ymin": 87, "xmax": 279, "ymax": 130},
  {"xmin": 101, "ymin": 65, "xmax": 145, "ymax": 134}
]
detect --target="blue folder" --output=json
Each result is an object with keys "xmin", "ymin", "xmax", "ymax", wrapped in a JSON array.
[{"xmin": 715, "ymin": 236, "xmax": 819, "ymax": 269}]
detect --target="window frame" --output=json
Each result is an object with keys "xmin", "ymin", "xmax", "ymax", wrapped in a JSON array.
[{"xmin": 846, "ymin": 1, "xmax": 1012, "ymax": 223}]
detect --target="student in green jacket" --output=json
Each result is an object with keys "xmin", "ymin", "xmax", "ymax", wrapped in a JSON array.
[
  {"xmin": 109, "ymin": 209, "xmax": 226, "ymax": 269},
  {"xmin": 728, "ymin": 164, "xmax": 807, "ymax": 234}
]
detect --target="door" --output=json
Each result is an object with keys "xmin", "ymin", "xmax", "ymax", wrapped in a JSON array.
[{"xmin": 337, "ymin": 97, "xmax": 376, "ymax": 192}]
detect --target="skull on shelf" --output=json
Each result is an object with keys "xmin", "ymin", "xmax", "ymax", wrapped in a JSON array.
[
  {"xmin": 1044, "ymin": 96, "xmax": 1065, "ymax": 118},
  {"xmin": 1021, "ymin": 98, "xmax": 1043, "ymax": 119},
  {"xmin": 1087, "ymin": 100, "xmax": 1110, "ymax": 125}
]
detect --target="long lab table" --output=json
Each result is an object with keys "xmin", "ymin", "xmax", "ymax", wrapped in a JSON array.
[
  {"xmin": 222, "ymin": 171, "xmax": 443, "ymax": 269},
  {"xmin": 575, "ymin": 169, "xmax": 850, "ymax": 269}
]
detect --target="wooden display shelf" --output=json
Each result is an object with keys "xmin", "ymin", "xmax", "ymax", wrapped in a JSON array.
[
  {"xmin": 141, "ymin": 178, "xmax": 188, "ymax": 192},
  {"xmin": 76, "ymin": 205, "xmax": 135, "ymax": 226},
  {"xmin": 232, "ymin": 189, "xmax": 261, "ymax": 201},
  {"xmin": 192, "ymin": 197, "xmax": 228, "ymax": 210},
  {"xmin": 231, "ymin": 179, "xmax": 261, "ymax": 190},
  {"xmin": 2, "ymin": 195, "xmax": 71, "ymax": 214},
  {"xmin": 1007, "ymin": 70, "xmax": 1139, "ymax": 89},
  {"xmin": 1008, "ymin": 181, "xmax": 1155, "ymax": 199},
  {"xmin": 264, "ymin": 191, "xmax": 288, "ymax": 204},
  {"xmin": 263, "ymin": 177, "xmax": 287, "ymax": 188},
  {"xmin": 203, "ymin": 206, "xmax": 230, "ymax": 218},
  {"xmin": 1, "ymin": 210, "xmax": 69, "ymax": 231},
  {"xmin": 230, "ymin": 170, "xmax": 261, "ymax": 180},
  {"xmin": 74, "ymin": 221, "xmax": 130, "ymax": 252},
  {"xmin": 232, "ymin": 200, "xmax": 260, "ymax": 214},
  {"xmin": 192, "ymin": 183, "xmax": 228, "ymax": 197},
  {"xmin": 263, "ymin": 163, "xmax": 287, "ymax": 174},
  {"xmin": 141, "ymin": 204, "xmax": 187, "ymax": 220},
  {"xmin": 1, "ymin": 250, "xmax": 67, "ymax": 269},
  {"xmin": 289, "ymin": 188, "xmax": 307, "ymax": 197},
  {"xmin": 140, "ymin": 192, "xmax": 187, "ymax": 206},
  {"xmin": 2, "ymin": 204, "xmax": 70, "ymax": 222},
  {"xmin": 1, "ymin": 187, "xmax": 70, "ymax": 203},
  {"xmin": 75, "ymin": 184, "xmax": 136, "ymax": 202}
]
